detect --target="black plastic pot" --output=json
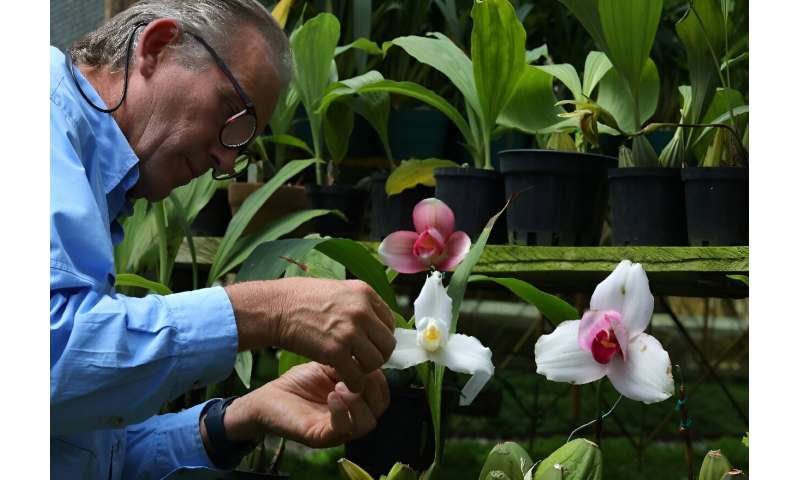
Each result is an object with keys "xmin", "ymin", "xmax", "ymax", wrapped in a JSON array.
[
  {"xmin": 344, "ymin": 370, "xmax": 455, "ymax": 477},
  {"xmin": 433, "ymin": 167, "xmax": 507, "ymax": 243},
  {"xmin": 389, "ymin": 108, "xmax": 450, "ymax": 160},
  {"xmin": 304, "ymin": 184, "xmax": 367, "ymax": 239},
  {"xmin": 368, "ymin": 172, "xmax": 435, "ymax": 240},
  {"xmin": 682, "ymin": 167, "xmax": 748, "ymax": 246},
  {"xmin": 608, "ymin": 168, "xmax": 687, "ymax": 246},
  {"xmin": 499, "ymin": 150, "xmax": 616, "ymax": 246}
]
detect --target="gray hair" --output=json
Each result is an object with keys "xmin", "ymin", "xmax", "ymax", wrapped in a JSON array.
[{"xmin": 69, "ymin": 0, "xmax": 293, "ymax": 90}]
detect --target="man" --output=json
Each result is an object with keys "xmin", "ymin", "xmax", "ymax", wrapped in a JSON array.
[{"xmin": 50, "ymin": 1, "xmax": 396, "ymax": 478}]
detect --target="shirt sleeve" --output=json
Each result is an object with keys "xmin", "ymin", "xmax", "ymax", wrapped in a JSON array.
[
  {"xmin": 51, "ymin": 285, "xmax": 239, "ymax": 436},
  {"xmin": 122, "ymin": 400, "xmax": 222, "ymax": 480}
]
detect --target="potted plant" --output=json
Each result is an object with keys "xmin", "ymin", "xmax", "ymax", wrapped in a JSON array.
[
  {"xmin": 558, "ymin": 0, "xmax": 689, "ymax": 246},
  {"xmin": 343, "ymin": 0, "xmax": 563, "ymax": 244}
]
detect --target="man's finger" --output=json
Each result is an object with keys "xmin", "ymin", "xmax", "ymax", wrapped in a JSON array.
[
  {"xmin": 352, "ymin": 336, "xmax": 387, "ymax": 373},
  {"xmin": 327, "ymin": 391, "xmax": 353, "ymax": 439},
  {"xmin": 333, "ymin": 354, "xmax": 365, "ymax": 393},
  {"xmin": 334, "ymin": 383, "xmax": 377, "ymax": 438},
  {"xmin": 368, "ymin": 293, "xmax": 396, "ymax": 333},
  {"xmin": 362, "ymin": 371, "xmax": 390, "ymax": 418}
]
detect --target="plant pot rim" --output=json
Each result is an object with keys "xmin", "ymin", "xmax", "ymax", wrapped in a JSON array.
[
  {"xmin": 499, "ymin": 149, "xmax": 616, "ymax": 174},
  {"xmin": 608, "ymin": 167, "xmax": 683, "ymax": 178},
  {"xmin": 433, "ymin": 166, "xmax": 502, "ymax": 179},
  {"xmin": 681, "ymin": 166, "xmax": 749, "ymax": 181}
]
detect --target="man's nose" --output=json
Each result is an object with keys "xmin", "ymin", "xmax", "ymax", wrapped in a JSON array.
[{"xmin": 211, "ymin": 146, "xmax": 239, "ymax": 173}]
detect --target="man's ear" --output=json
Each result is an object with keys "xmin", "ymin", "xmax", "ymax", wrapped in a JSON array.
[{"xmin": 136, "ymin": 18, "xmax": 182, "ymax": 78}]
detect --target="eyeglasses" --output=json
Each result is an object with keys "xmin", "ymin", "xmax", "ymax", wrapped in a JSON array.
[{"xmin": 183, "ymin": 31, "xmax": 259, "ymax": 180}]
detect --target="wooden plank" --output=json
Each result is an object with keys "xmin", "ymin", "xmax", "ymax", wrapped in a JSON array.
[{"xmin": 176, "ymin": 238, "xmax": 748, "ymax": 298}]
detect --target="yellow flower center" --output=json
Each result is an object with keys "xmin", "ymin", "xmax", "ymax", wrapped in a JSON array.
[{"xmin": 420, "ymin": 324, "xmax": 442, "ymax": 352}]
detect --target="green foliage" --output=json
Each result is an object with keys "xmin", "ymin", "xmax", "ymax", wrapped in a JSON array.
[
  {"xmin": 384, "ymin": 158, "xmax": 460, "ymax": 196},
  {"xmin": 114, "ymin": 273, "xmax": 172, "ymax": 296},
  {"xmin": 479, "ymin": 442, "xmax": 534, "ymax": 480},
  {"xmin": 468, "ymin": 275, "xmax": 578, "ymax": 325}
]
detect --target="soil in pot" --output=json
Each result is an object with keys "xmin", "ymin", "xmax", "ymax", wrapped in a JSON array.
[
  {"xmin": 682, "ymin": 167, "xmax": 748, "ymax": 246},
  {"xmin": 227, "ymin": 183, "xmax": 311, "ymax": 237},
  {"xmin": 434, "ymin": 167, "xmax": 507, "ymax": 244},
  {"xmin": 368, "ymin": 172, "xmax": 435, "ymax": 241},
  {"xmin": 304, "ymin": 184, "xmax": 368, "ymax": 239},
  {"xmin": 499, "ymin": 149, "xmax": 616, "ymax": 246},
  {"xmin": 608, "ymin": 167, "xmax": 688, "ymax": 246}
]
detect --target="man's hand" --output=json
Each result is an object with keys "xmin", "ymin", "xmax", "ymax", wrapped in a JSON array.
[
  {"xmin": 225, "ymin": 278, "xmax": 396, "ymax": 392},
  {"xmin": 220, "ymin": 362, "xmax": 390, "ymax": 449}
]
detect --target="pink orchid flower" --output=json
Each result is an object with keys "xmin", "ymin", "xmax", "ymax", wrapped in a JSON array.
[
  {"xmin": 378, "ymin": 198, "xmax": 471, "ymax": 273},
  {"xmin": 534, "ymin": 260, "xmax": 674, "ymax": 404}
]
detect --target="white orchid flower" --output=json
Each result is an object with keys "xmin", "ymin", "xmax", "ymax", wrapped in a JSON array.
[
  {"xmin": 534, "ymin": 260, "xmax": 674, "ymax": 404},
  {"xmin": 383, "ymin": 271, "xmax": 494, "ymax": 406}
]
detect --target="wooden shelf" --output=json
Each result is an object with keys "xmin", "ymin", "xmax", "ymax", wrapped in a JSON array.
[{"xmin": 176, "ymin": 238, "xmax": 748, "ymax": 298}]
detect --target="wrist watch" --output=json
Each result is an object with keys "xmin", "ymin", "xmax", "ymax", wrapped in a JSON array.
[{"xmin": 203, "ymin": 396, "xmax": 255, "ymax": 469}]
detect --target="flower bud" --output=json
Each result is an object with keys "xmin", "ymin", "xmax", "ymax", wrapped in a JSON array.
[
  {"xmin": 479, "ymin": 442, "xmax": 534, "ymax": 480},
  {"xmin": 338, "ymin": 458, "xmax": 375, "ymax": 480},
  {"xmin": 386, "ymin": 462, "xmax": 417, "ymax": 480},
  {"xmin": 533, "ymin": 438, "xmax": 602, "ymax": 480},
  {"xmin": 698, "ymin": 450, "xmax": 732, "ymax": 480}
]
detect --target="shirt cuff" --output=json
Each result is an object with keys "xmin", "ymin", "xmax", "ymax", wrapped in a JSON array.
[{"xmin": 163, "ymin": 287, "xmax": 238, "ymax": 391}]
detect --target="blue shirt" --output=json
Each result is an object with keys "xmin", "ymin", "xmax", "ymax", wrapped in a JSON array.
[{"xmin": 50, "ymin": 47, "xmax": 239, "ymax": 479}]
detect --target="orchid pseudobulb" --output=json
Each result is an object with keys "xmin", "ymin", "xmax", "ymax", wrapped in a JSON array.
[
  {"xmin": 383, "ymin": 271, "xmax": 494, "ymax": 406},
  {"xmin": 378, "ymin": 198, "xmax": 471, "ymax": 274},
  {"xmin": 534, "ymin": 260, "xmax": 674, "ymax": 404}
]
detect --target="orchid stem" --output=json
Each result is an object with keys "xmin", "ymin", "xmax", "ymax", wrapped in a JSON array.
[{"xmin": 594, "ymin": 380, "xmax": 603, "ymax": 445}]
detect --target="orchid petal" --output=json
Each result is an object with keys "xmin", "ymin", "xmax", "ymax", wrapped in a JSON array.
[
  {"xmin": 577, "ymin": 310, "xmax": 628, "ymax": 360},
  {"xmin": 413, "ymin": 271, "xmax": 452, "ymax": 334},
  {"xmin": 606, "ymin": 333, "xmax": 674, "ymax": 404},
  {"xmin": 535, "ymin": 320, "xmax": 608, "ymax": 385},
  {"xmin": 413, "ymin": 198, "xmax": 455, "ymax": 239},
  {"xmin": 590, "ymin": 260, "xmax": 631, "ymax": 313},
  {"xmin": 378, "ymin": 231, "xmax": 429, "ymax": 273},
  {"xmin": 429, "ymin": 333, "xmax": 494, "ymax": 406},
  {"xmin": 435, "ymin": 231, "xmax": 471, "ymax": 272},
  {"xmin": 383, "ymin": 328, "xmax": 429, "ymax": 370},
  {"xmin": 619, "ymin": 263, "xmax": 655, "ymax": 338}
]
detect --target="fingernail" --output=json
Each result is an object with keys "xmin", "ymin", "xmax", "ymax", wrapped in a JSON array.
[{"xmin": 335, "ymin": 382, "xmax": 349, "ymax": 394}]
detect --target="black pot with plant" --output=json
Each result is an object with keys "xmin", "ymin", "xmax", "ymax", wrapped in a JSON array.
[
  {"xmin": 499, "ymin": 149, "xmax": 616, "ymax": 246},
  {"xmin": 434, "ymin": 167, "xmax": 507, "ymax": 244}
]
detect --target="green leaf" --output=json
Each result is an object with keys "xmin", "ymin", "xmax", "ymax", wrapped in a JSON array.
[
  {"xmin": 237, "ymin": 238, "xmax": 330, "ymax": 282},
  {"xmin": 497, "ymin": 66, "xmax": 564, "ymax": 134},
  {"xmin": 335, "ymin": 37, "xmax": 384, "ymax": 57},
  {"xmin": 526, "ymin": 44, "xmax": 549, "ymax": 64},
  {"xmin": 314, "ymin": 238, "xmax": 399, "ymax": 312},
  {"xmin": 676, "ymin": 0, "xmax": 726, "ymax": 127},
  {"xmin": 582, "ymin": 51, "xmax": 613, "ymax": 97},
  {"xmin": 691, "ymin": 88, "xmax": 748, "ymax": 160},
  {"xmin": 468, "ymin": 275, "xmax": 578, "ymax": 324},
  {"xmin": 284, "ymin": 241, "xmax": 346, "ymax": 280},
  {"xmin": 355, "ymin": 79, "xmax": 474, "ymax": 151},
  {"xmin": 261, "ymin": 134, "xmax": 314, "ymax": 156},
  {"xmin": 471, "ymin": 0, "xmax": 527, "ymax": 135},
  {"xmin": 559, "ymin": 0, "xmax": 607, "ymax": 52},
  {"xmin": 385, "ymin": 158, "xmax": 460, "ymax": 196},
  {"xmin": 167, "ymin": 192, "xmax": 198, "ymax": 290},
  {"xmin": 234, "ymin": 351, "xmax": 253, "ymax": 389},
  {"xmin": 115, "ymin": 273, "xmax": 173, "ymax": 296},
  {"xmin": 207, "ymin": 159, "xmax": 317, "ymax": 285},
  {"xmin": 215, "ymin": 209, "xmax": 342, "ymax": 282},
  {"xmin": 323, "ymin": 101, "xmax": 354, "ymax": 164},
  {"xmin": 632, "ymin": 135, "xmax": 659, "ymax": 168},
  {"xmin": 534, "ymin": 63, "xmax": 582, "ymax": 101},
  {"xmin": 726, "ymin": 274, "xmax": 749, "ymax": 287},
  {"xmin": 277, "ymin": 350, "xmax": 311, "ymax": 376},
  {"xmin": 598, "ymin": 0, "xmax": 662, "ymax": 115},
  {"xmin": 269, "ymin": 85, "xmax": 301, "ymax": 137},
  {"xmin": 391, "ymin": 33, "xmax": 480, "ymax": 116},
  {"xmin": 597, "ymin": 59, "xmax": 660, "ymax": 133}
]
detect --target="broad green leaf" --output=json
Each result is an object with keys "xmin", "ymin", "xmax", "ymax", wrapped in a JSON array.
[
  {"xmin": 269, "ymin": 86, "xmax": 301, "ymax": 136},
  {"xmin": 468, "ymin": 275, "xmax": 577, "ymax": 324},
  {"xmin": 355, "ymin": 79, "xmax": 474, "ymax": 149},
  {"xmin": 391, "ymin": 33, "xmax": 480, "ymax": 116},
  {"xmin": 692, "ymin": 104, "xmax": 749, "ymax": 163},
  {"xmin": 497, "ymin": 66, "xmax": 564, "ymax": 134},
  {"xmin": 235, "ymin": 351, "xmax": 253, "ymax": 389},
  {"xmin": 471, "ymin": 0, "xmax": 527, "ymax": 135},
  {"xmin": 335, "ymin": 37, "xmax": 384, "ymax": 57},
  {"xmin": 278, "ymin": 350, "xmax": 311, "ymax": 376},
  {"xmin": 658, "ymin": 85, "xmax": 693, "ymax": 167},
  {"xmin": 691, "ymin": 88, "xmax": 747, "ymax": 160},
  {"xmin": 385, "ymin": 158, "xmax": 460, "ymax": 196},
  {"xmin": 115, "ymin": 273, "xmax": 173, "ymax": 296},
  {"xmin": 314, "ymin": 238, "xmax": 399, "ymax": 312},
  {"xmin": 351, "ymin": 0, "xmax": 373, "ymax": 72},
  {"xmin": 632, "ymin": 135, "xmax": 659, "ymax": 168},
  {"xmin": 559, "ymin": 0, "xmax": 607, "ymax": 52},
  {"xmin": 598, "ymin": 0, "xmax": 662, "ymax": 118},
  {"xmin": 676, "ymin": 0, "xmax": 726, "ymax": 127},
  {"xmin": 237, "ymin": 238, "xmax": 329, "ymax": 282},
  {"xmin": 597, "ymin": 59, "xmax": 660, "ymax": 133},
  {"xmin": 284, "ymin": 241, "xmax": 346, "ymax": 280},
  {"xmin": 207, "ymin": 159, "xmax": 317, "ymax": 285},
  {"xmin": 167, "ymin": 192, "xmax": 198, "ymax": 290},
  {"xmin": 526, "ymin": 44, "xmax": 548, "ymax": 64},
  {"xmin": 261, "ymin": 134, "xmax": 314, "ymax": 156},
  {"xmin": 215, "ymin": 209, "xmax": 342, "ymax": 282},
  {"xmin": 582, "ymin": 51, "xmax": 613, "ymax": 97},
  {"xmin": 292, "ymin": 13, "xmax": 341, "ymax": 154},
  {"xmin": 323, "ymin": 101, "xmax": 354, "ymax": 164},
  {"xmin": 534, "ymin": 63, "xmax": 582, "ymax": 101}
]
